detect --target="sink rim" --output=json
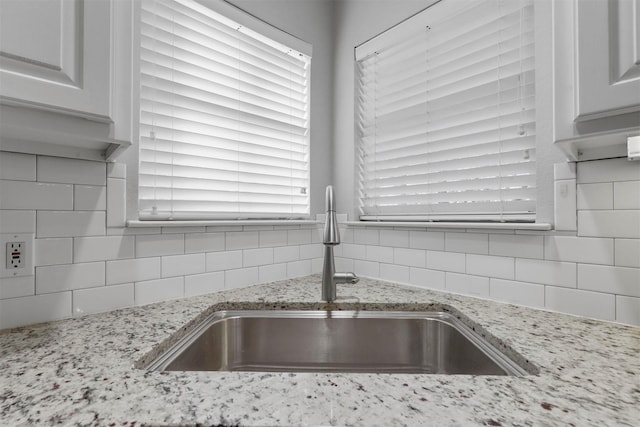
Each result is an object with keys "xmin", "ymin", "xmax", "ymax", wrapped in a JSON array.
[{"xmin": 145, "ymin": 310, "xmax": 529, "ymax": 376}]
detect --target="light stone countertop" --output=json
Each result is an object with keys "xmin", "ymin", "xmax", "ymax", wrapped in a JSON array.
[{"xmin": 1, "ymin": 275, "xmax": 639, "ymax": 426}]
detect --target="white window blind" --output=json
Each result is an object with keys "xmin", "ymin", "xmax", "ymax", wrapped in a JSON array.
[
  {"xmin": 355, "ymin": 0, "xmax": 536, "ymax": 222},
  {"xmin": 139, "ymin": 0, "xmax": 311, "ymax": 220}
]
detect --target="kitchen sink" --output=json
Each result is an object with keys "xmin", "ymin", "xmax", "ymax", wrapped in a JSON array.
[{"xmin": 146, "ymin": 310, "xmax": 527, "ymax": 376}]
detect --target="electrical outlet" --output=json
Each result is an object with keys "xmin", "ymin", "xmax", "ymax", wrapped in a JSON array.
[
  {"xmin": 6, "ymin": 241, "xmax": 25, "ymax": 269},
  {"xmin": 1, "ymin": 234, "xmax": 34, "ymax": 278}
]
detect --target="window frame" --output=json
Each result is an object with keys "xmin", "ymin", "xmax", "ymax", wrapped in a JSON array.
[
  {"xmin": 122, "ymin": 0, "xmax": 313, "ymax": 224},
  {"xmin": 351, "ymin": 0, "xmax": 561, "ymax": 226}
]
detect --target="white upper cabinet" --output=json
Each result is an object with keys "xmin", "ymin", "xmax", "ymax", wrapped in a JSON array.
[
  {"xmin": 553, "ymin": 0, "xmax": 640, "ymax": 161},
  {"xmin": 0, "ymin": 0, "xmax": 111, "ymax": 119},
  {"xmin": 0, "ymin": 0, "xmax": 133, "ymax": 161}
]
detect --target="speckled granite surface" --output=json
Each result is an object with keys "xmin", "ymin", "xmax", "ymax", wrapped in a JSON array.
[{"xmin": 1, "ymin": 275, "xmax": 639, "ymax": 426}]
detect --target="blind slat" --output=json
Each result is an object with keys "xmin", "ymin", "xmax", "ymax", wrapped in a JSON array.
[{"xmin": 139, "ymin": 0, "xmax": 310, "ymax": 220}]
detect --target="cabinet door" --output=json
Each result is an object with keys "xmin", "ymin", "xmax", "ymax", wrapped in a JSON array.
[
  {"xmin": 0, "ymin": 0, "xmax": 112, "ymax": 121},
  {"xmin": 576, "ymin": 0, "xmax": 640, "ymax": 121}
]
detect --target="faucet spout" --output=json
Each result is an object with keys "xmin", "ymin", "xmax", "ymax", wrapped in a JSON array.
[
  {"xmin": 321, "ymin": 185, "xmax": 358, "ymax": 302},
  {"xmin": 323, "ymin": 185, "xmax": 340, "ymax": 246}
]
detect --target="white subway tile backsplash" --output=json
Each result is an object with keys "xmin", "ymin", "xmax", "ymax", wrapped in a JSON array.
[
  {"xmin": 515, "ymin": 258, "xmax": 576, "ymax": 288},
  {"xmin": 107, "ymin": 226, "xmax": 162, "ymax": 236},
  {"xmin": 335, "ymin": 257, "xmax": 354, "ymax": 272},
  {"xmin": 0, "ymin": 152, "xmax": 36, "ymax": 181},
  {"xmin": 226, "ymin": 231, "xmax": 259, "ymax": 250},
  {"xmin": 554, "ymin": 179, "xmax": 577, "ymax": 231},
  {"xmin": 615, "ymin": 295, "xmax": 640, "ymax": 326},
  {"xmin": 243, "ymin": 248, "xmax": 274, "ymax": 267},
  {"xmin": 38, "ymin": 157, "xmax": 106, "ymax": 185},
  {"xmin": 287, "ymin": 229, "xmax": 312, "ymax": 245},
  {"xmin": 73, "ymin": 283, "xmax": 134, "ymax": 316},
  {"xmin": 75, "ymin": 185, "xmax": 106, "ymax": 211},
  {"xmin": 578, "ymin": 210, "xmax": 640, "ymax": 238},
  {"xmin": 341, "ymin": 227, "xmax": 354, "ymax": 244},
  {"xmin": 136, "ymin": 234, "xmax": 184, "ymax": 257},
  {"xmin": 74, "ymin": 236, "xmax": 134, "ymax": 262},
  {"xmin": 184, "ymin": 272, "xmax": 225, "ymax": 297},
  {"xmin": 207, "ymin": 225, "xmax": 243, "ymax": 232},
  {"xmin": 544, "ymin": 236, "xmax": 614, "ymax": 265},
  {"xmin": 380, "ymin": 263, "xmax": 410, "ymax": 284},
  {"xmin": 242, "ymin": 225, "xmax": 275, "ymax": 231},
  {"xmin": 35, "ymin": 238, "xmax": 73, "ymax": 266},
  {"xmin": 311, "ymin": 257, "xmax": 323, "ymax": 274},
  {"xmin": 274, "ymin": 245, "xmax": 299, "ymax": 263},
  {"xmin": 489, "ymin": 234, "xmax": 543, "ymax": 259},
  {"xmin": 409, "ymin": 267, "xmax": 445, "ymax": 290},
  {"xmin": 614, "ymin": 181, "xmax": 640, "ymax": 209},
  {"xmin": 106, "ymin": 257, "xmax": 161, "ymax": 285},
  {"xmin": 1, "ymin": 181, "xmax": 73, "ymax": 210},
  {"xmin": 545, "ymin": 287, "xmax": 615, "ymax": 321},
  {"xmin": 446, "ymin": 233, "xmax": 488, "ymax": 254},
  {"xmin": 162, "ymin": 226, "xmax": 206, "ymax": 234},
  {"xmin": 36, "ymin": 262, "xmax": 105, "ymax": 294},
  {"xmin": 0, "ymin": 292, "xmax": 72, "ymax": 329},
  {"xmin": 225, "ymin": 267, "xmax": 259, "ymax": 289},
  {"xmin": 393, "ymin": 248, "xmax": 426, "ymax": 267},
  {"xmin": 445, "ymin": 273, "xmax": 489, "ymax": 297},
  {"xmin": 489, "ymin": 278, "xmax": 545, "ymax": 308},
  {"xmin": 135, "ymin": 277, "xmax": 184, "ymax": 306},
  {"xmin": 0, "ymin": 210, "xmax": 35, "ymax": 232},
  {"xmin": 577, "ymin": 264, "xmax": 640, "ymax": 297},
  {"xmin": 577, "ymin": 183, "xmax": 613, "ymax": 210},
  {"xmin": 578, "ymin": 157, "xmax": 640, "ymax": 184},
  {"xmin": 106, "ymin": 178, "xmax": 126, "ymax": 228},
  {"xmin": 466, "ymin": 254, "xmax": 514, "ymax": 280},
  {"xmin": 380, "ymin": 230, "xmax": 409, "ymax": 248},
  {"xmin": 299, "ymin": 244, "xmax": 322, "ymax": 260},
  {"xmin": 4, "ymin": 152, "xmax": 640, "ymax": 329},
  {"xmin": 354, "ymin": 260, "xmax": 379, "ymax": 278},
  {"xmin": 185, "ymin": 233, "xmax": 224, "ymax": 253},
  {"xmin": 0, "ymin": 276, "xmax": 34, "ymax": 299},
  {"xmin": 287, "ymin": 260, "xmax": 311, "ymax": 278},
  {"xmin": 426, "ymin": 250, "xmax": 465, "ymax": 273},
  {"xmin": 206, "ymin": 250, "xmax": 243, "ymax": 272},
  {"xmin": 342, "ymin": 243, "xmax": 366, "ymax": 260},
  {"xmin": 37, "ymin": 211, "xmax": 105, "ymax": 238},
  {"xmin": 353, "ymin": 228, "xmax": 379, "ymax": 245},
  {"xmin": 311, "ymin": 227, "xmax": 323, "ymax": 244},
  {"xmin": 615, "ymin": 239, "xmax": 640, "ymax": 268},
  {"xmin": 258, "ymin": 263, "xmax": 287, "ymax": 283},
  {"xmin": 259, "ymin": 230, "xmax": 288, "ymax": 247},
  {"xmin": 409, "ymin": 231, "xmax": 445, "ymax": 250},
  {"xmin": 162, "ymin": 253, "xmax": 206, "ymax": 277},
  {"xmin": 366, "ymin": 245, "xmax": 394, "ymax": 263}
]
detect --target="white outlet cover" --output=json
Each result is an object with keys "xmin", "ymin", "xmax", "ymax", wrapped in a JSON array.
[{"xmin": 0, "ymin": 233, "xmax": 34, "ymax": 278}]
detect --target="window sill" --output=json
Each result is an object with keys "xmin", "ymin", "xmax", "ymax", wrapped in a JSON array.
[
  {"xmin": 345, "ymin": 221, "xmax": 553, "ymax": 231},
  {"xmin": 127, "ymin": 219, "xmax": 320, "ymax": 228}
]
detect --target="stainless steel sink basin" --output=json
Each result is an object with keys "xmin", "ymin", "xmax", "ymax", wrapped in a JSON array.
[{"xmin": 147, "ymin": 310, "xmax": 527, "ymax": 376}]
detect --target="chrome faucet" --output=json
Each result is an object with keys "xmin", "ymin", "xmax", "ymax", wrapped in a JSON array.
[{"xmin": 322, "ymin": 185, "xmax": 358, "ymax": 302}]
